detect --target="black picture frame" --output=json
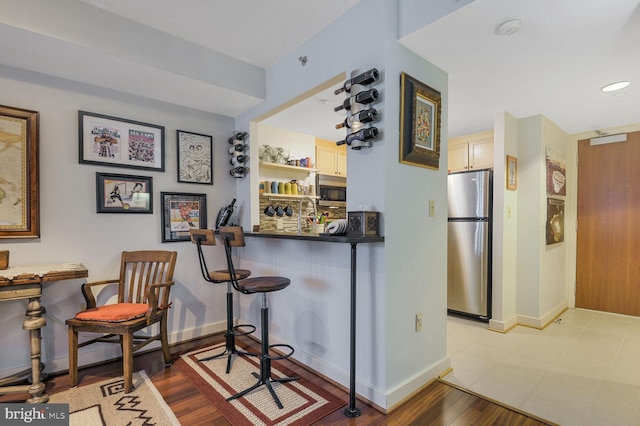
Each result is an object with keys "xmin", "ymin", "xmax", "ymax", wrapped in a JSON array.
[
  {"xmin": 161, "ymin": 192, "xmax": 207, "ymax": 242},
  {"xmin": 177, "ymin": 130, "xmax": 213, "ymax": 184},
  {"xmin": 79, "ymin": 111, "xmax": 165, "ymax": 171},
  {"xmin": 399, "ymin": 72, "xmax": 442, "ymax": 170},
  {"xmin": 96, "ymin": 172, "xmax": 153, "ymax": 213}
]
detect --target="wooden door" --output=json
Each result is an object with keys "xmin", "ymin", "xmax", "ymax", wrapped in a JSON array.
[{"xmin": 576, "ymin": 131, "xmax": 640, "ymax": 316}]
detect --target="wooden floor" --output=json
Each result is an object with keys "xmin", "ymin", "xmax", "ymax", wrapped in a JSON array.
[{"xmin": 1, "ymin": 334, "xmax": 551, "ymax": 425}]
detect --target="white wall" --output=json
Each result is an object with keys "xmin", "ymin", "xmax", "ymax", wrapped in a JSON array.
[
  {"xmin": 515, "ymin": 115, "xmax": 569, "ymax": 326},
  {"xmin": 0, "ymin": 65, "xmax": 237, "ymax": 375},
  {"xmin": 490, "ymin": 111, "xmax": 519, "ymax": 331}
]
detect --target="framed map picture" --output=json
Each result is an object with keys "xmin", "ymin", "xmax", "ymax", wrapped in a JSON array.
[{"xmin": 0, "ymin": 105, "xmax": 40, "ymax": 239}]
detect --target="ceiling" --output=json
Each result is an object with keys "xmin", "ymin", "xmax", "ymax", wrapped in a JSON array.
[{"xmin": 5, "ymin": 0, "xmax": 640, "ymax": 140}]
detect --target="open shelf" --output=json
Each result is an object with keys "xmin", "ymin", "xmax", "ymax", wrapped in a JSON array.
[
  {"xmin": 261, "ymin": 193, "xmax": 319, "ymax": 200},
  {"xmin": 259, "ymin": 162, "xmax": 317, "ymax": 174}
]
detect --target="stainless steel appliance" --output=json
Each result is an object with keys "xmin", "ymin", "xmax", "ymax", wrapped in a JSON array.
[
  {"xmin": 447, "ymin": 169, "xmax": 492, "ymax": 320},
  {"xmin": 316, "ymin": 174, "xmax": 346, "ymax": 207}
]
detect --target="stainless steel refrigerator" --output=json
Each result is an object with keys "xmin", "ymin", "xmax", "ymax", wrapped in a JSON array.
[{"xmin": 447, "ymin": 169, "xmax": 492, "ymax": 320}]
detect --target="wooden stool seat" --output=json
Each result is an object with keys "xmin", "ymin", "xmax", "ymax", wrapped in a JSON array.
[
  {"xmin": 209, "ymin": 268, "xmax": 251, "ymax": 282},
  {"xmin": 236, "ymin": 276, "xmax": 290, "ymax": 294}
]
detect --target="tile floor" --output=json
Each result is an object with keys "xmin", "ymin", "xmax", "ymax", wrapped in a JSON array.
[{"xmin": 442, "ymin": 308, "xmax": 640, "ymax": 426}]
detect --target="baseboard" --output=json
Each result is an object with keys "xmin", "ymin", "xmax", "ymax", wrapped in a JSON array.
[
  {"xmin": 385, "ymin": 355, "xmax": 451, "ymax": 411},
  {"xmin": 488, "ymin": 315, "xmax": 518, "ymax": 333},
  {"xmin": 486, "ymin": 302, "xmax": 569, "ymax": 332},
  {"xmin": 518, "ymin": 301, "xmax": 568, "ymax": 329}
]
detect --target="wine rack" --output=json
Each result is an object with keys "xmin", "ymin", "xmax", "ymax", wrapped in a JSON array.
[
  {"xmin": 228, "ymin": 131, "xmax": 249, "ymax": 178},
  {"xmin": 335, "ymin": 67, "xmax": 381, "ymax": 150}
]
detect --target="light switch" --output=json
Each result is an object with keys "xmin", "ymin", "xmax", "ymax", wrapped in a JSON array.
[{"xmin": 429, "ymin": 200, "xmax": 435, "ymax": 217}]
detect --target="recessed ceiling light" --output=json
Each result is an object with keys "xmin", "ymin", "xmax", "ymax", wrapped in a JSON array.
[
  {"xmin": 494, "ymin": 18, "xmax": 522, "ymax": 36},
  {"xmin": 601, "ymin": 81, "xmax": 631, "ymax": 92}
]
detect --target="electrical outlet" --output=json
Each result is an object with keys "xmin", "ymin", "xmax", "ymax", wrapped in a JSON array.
[
  {"xmin": 415, "ymin": 313, "xmax": 423, "ymax": 332},
  {"xmin": 276, "ymin": 218, "xmax": 283, "ymax": 230},
  {"xmin": 429, "ymin": 200, "xmax": 435, "ymax": 217}
]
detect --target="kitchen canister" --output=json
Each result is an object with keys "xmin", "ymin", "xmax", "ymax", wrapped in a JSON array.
[
  {"xmin": 271, "ymin": 181, "xmax": 278, "ymax": 194},
  {"xmin": 291, "ymin": 181, "xmax": 298, "ymax": 195},
  {"xmin": 278, "ymin": 182, "xmax": 285, "ymax": 194},
  {"xmin": 284, "ymin": 182, "xmax": 291, "ymax": 194},
  {"xmin": 264, "ymin": 181, "xmax": 271, "ymax": 194}
]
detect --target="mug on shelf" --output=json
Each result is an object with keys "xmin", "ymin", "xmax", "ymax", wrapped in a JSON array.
[{"xmin": 275, "ymin": 205, "xmax": 285, "ymax": 217}]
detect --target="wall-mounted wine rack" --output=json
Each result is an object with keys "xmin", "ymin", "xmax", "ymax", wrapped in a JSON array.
[
  {"xmin": 334, "ymin": 67, "xmax": 381, "ymax": 150},
  {"xmin": 228, "ymin": 131, "xmax": 249, "ymax": 178}
]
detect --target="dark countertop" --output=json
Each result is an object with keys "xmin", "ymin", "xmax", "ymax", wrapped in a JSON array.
[{"xmin": 245, "ymin": 231, "xmax": 384, "ymax": 244}]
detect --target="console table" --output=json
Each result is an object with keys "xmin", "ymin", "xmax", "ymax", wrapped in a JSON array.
[{"xmin": 0, "ymin": 262, "xmax": 88, "ymax": 403}]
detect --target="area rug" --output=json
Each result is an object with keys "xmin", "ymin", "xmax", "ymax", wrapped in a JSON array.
[
  {"xmin": 49, "ymin": 370, "xmax": 179, "ymax": 426},
  {"xmin": 175, "ymin": 343, "xmax": 346, "ymax": 426}
]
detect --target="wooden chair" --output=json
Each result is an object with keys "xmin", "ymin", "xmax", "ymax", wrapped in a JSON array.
[
  {"xmin": 189, "ymin": 229, "xmax": 255, "ymax": 373},
  {"xmin": 66, "ymin": 250, "xmax": 177, "ymax": 393}
]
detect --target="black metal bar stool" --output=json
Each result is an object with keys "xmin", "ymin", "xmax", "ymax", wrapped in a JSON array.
[
  {"xmin": 219, "ymin": 226, "xmax": 298, "ymax": 409},
  {"xmin": 190, "ymin": 229, "xmax": 256, "ymax": 373}
]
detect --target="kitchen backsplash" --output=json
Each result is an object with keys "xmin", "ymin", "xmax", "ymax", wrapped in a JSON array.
[{"xmin": 258, "ymin": 196, "xmax": 346, "ymax": 233}]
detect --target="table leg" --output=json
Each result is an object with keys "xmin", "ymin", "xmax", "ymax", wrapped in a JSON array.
[
  {"xmin": 22, "ymin": 297, "xmax": 48, "ymax": 403},
  {"xmin": 344, "ymin": 242, "xmax": 361, "ymax": 417}
]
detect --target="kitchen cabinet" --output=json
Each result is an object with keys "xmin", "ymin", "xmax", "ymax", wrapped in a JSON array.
[
  {"xmin": 448, "ymin": 130, "xmax": 494, "ymax": 173},
  {"xmin": 316, "ymin": 138, "xmax": 347, "ymax": 177}
]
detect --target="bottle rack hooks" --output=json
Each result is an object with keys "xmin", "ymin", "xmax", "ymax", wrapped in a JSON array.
[
  {"xmin": 334, "ymin": 67, "xmax": 382, "ymax": 150},
  {"xmin": 228, "ymin": 131, "xmax": 249, "ymax": 178}
]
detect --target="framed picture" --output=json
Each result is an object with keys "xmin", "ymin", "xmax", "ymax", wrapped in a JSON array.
[
  {"xmin": 79, "ymin": 111, "xmax": 165, "ymax": 171},
  {"xmin": 0, "ymin": 105, "xmax": 40, "ymax": 239},
  {"xmin": 399, "ymin": 72, "xmax": 442, "ymax": 169},
  {"xmin": 96, "ymin": 172, "xmax": 153, "ymax": 213},
  {"xmin": 506, "ymin": 155, "xmax": 518, "ymax": 190},
  {"xmin": 177, "ymin": 130, "xmax": 213, "ymax": 184},
  {"xmin": 161, "ymin": 192, "xmax": 207, "ymax": 242}
]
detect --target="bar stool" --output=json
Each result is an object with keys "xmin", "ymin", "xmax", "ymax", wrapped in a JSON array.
[
  {"xmin": 190, "ymin": 229, "xmax": 256, "ymax": 373},
  {"xmin": 219, "ymin": 226, "xmax": 298, "ymax": 409}
]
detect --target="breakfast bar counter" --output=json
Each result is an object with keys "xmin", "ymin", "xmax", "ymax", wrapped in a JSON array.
[{"xmin": 245, "ymin": 231, "xmax": 384, "ymax": 417}]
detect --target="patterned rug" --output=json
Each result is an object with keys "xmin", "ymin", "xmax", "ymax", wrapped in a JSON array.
[
  {"xmin": 175, "ymin": 343, "xmax": 346, "ymax": 426},
  {"xmin": 49, "ymin": 370, "xmax": 179, "ymax": 425}
]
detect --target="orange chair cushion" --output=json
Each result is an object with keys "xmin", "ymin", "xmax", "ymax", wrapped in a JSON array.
[{"xmin": 75, "ymin": 303, "xmax": 149, "ymax": 322}]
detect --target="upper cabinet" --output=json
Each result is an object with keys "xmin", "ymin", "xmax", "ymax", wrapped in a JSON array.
[
  {"xmin": 316, "ymin": 138, "xmax": 347, "ymax": 177},
  {"xmin": 448, "ymin": 130, "xmax": 494, "ymax": 173}
]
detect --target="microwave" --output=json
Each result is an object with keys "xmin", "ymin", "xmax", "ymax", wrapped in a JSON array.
[{"xmin": 316, "ymin": 174, "xmax": 346, "ymax": 207}]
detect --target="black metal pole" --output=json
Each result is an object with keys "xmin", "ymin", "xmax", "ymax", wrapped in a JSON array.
[{"xmin": 344, "ymin": 242, "xmax": 361, "ymax": 417}]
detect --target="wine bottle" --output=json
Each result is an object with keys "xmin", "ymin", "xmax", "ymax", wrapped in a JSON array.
[
  {"xmin": 334, "ymin": 88, "xmax": 379, "ymax": 112},
  {"xmin": 336, "ymin": 127, "xmax": 379, "ymax": 146},
  {"xmin": 228, "ymin": 143, "xmax": 248, "ymax": 154},
  {"xmin": 216, "ymin": 198, "xmax": 236, "ymax": 229},
  {"xmin": 335, "ymin": 108, "xmax": 378, "ymax": 129},
  {"xmin": 227, "ymin": 131, "xmax": 248, "ymax": 144},
  {"xmin": 334, "ymin": 68, "xmax": 380, "ymax": 94},
  {"xmin": 229, "ymin": 166, "xmax": 249, "ymax": 177},
  {"xmin": 229, "ymin": 155, "xmax": 247, "ymax": 166}
]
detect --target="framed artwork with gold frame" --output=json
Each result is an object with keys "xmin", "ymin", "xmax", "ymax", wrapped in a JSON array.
[
  {"xmin": 0, "ymin": 105, "xmax": 40, "ymax": 239},
  {"xmin": 507, "ymin": 155, "xmax": 518, "ymax": 190},
  {"xmin": 399, "ymin": 72, "xmax": 442, "ymax": 170}
]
